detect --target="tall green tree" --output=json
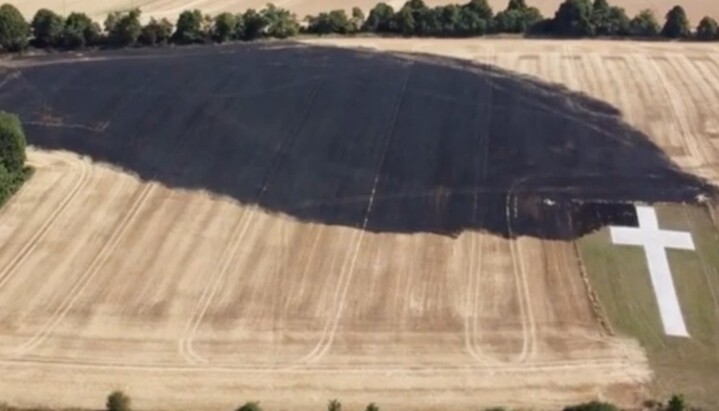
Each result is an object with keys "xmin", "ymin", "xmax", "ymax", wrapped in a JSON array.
[
  {"xmin": 629, "ymin": 9, "xmax": 659, "ymax": 36},
  {"xmin": 261, "ymin": 4, "xmax": 299, "ymax": 38},
  {"xmin": 350, "ymin": 7, "xmax": 365, "ymax": 31},
  {"xmin": 0, "ymin": 111, "xmax": 27, "ymax": 206},
  {"xmin": 0, "ymin": 4, "xmax": 29, "ymax": 51},
  {"xmin": 0, "ymin": 111, "xmax": 25, "ymax": 173},
  {"xmin": 552, "ymin": 0, "xmax": 594, "ymax": 36},
  {"xmin": 30, "ymin": 9, "xmax": 64, "ymax": 48},
  {"xmin": 494, "ymin": 0, "xmax": 543, "ymax": 33},
  {"xmin": 363, "ymin": 3, "xmax": 396, "ymax": 32},
  {"xmin": 661, "ymin": 5, "xmax": 691, "ymax": 38},
  {"xmin": 242, "ymin": 9, "xmax": 267, "ymax": 39},
  {"xmin": 213, "ymin": 12, "xmax": 237, "ymax": 42},
  {"xmin": 105, "ymin": 9, "xmax": 142, "ymax": 46},
  {"xmin": 306, "ymin": 10, "xmax": 354, "ymax": 34},
  {"xmin": 62, "ymin": 12, "xmax": 101, "ymax": 49},
  {"xmin": 173, "ymin": 9, "xmax": 206, "ymax": 43},
  {"xmin": 463, "ymin": 0, "xmax": 493, "ymax": 20},
  {"xmin": 696, "ymin": 16, "xmax": 719, "ymax": 40},
  {"xmin": 394, "ymin": 7, "xmax": 416, "ymax": 35},
  {"xmin": 139, "ymin": 17, "xmax": 173, "ymax": 46}
]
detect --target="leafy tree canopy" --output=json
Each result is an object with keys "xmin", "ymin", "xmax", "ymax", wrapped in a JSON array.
[
  {"xmin": 31, "ymin": 9, "xmax": 64, "ymax": 48},
  {"xmin": 63, "ymin": 12, "xmax": 101, "ymax": 48},
  {"xmin": 661, "ymin": 5, "xmax": 691, "ymax": 38},
  {"xmin": 0, "ymin": 4, "xmax": 29, "ymax": 51},
  {"xmin": 553, "ymin": 0, "xmax": 594, "ymax": 36},
  {"xmin": 105, "ymin": 9, "xmax": 142, "ymax": 46},
  {"xmin": 213, "ymin": 12, "xmax": 237, "ymax": 42},
  {"xmin": 173, "ymin": 9, "xmax": 207, "ymax": 43},
  {"xmin": 139, "ymin": 17, "xmax": 173, "ymax": 45},
  {"xmin": 697, "ymin": 16, "xmax": 719, "ymax": 40},
  {"xmin": 629, "ymin": 8, "xmax": 660, "ymax": 36},
  {"xmin": 363, "ymin": 3, "xmax": 396, "ymax": 32}
]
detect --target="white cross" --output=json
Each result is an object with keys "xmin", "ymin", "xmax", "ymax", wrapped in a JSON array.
[{"xmin": 609, "ymin": 205, "xmax": 695, "ymax": 337}]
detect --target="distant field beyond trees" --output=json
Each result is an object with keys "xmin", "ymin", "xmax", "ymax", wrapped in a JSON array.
[{"xmin": 0, "ymin": 0, "xmax": 716, "ymax": 54}]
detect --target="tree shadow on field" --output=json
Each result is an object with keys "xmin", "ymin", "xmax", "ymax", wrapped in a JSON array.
[{"xmin": 0, "ymin": 42, "xmax": 715, "ymax": 239}]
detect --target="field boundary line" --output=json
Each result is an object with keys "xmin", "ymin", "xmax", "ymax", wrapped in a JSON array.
[
  {"xmin": 13, "ymin": 181, "xmax": 155, "ymax": 357},
  {"xmin": 571, "ymin": 241, "xmax": 614, "ymax": 336}
]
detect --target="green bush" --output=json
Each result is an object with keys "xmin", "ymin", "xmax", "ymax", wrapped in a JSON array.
[
  {"xmin": 235, "ymin": 402, "xmax": 262, "ymax": 411},
  {"xmin": 0, "ymin": 111, "xmax": 26, "ymax": 173},
  {"xmin": 106, "ymin": 391, "xmax": 131, "ymax": 411},
  {"xmin": 666, "ymin": 394, "xmax": 686, "ymax": 411},
  {"xmin": 327, "ymin": 399, "xmax": 341, "ymax": 411},
  {"xmin": 365, "ymin": 403, "xmax": 379, "ymax": 411},
  {"xmin": 0, "ymin": 4, "xmax": 29, "ymax": 51}
]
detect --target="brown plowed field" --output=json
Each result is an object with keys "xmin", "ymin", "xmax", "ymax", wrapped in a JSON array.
[
  {"xmin": 0, "ymin": 39, "xmax": 717, "ymax": 410},
  {"xmin": 7, "ymin": 0, "xmax": 719, "ymax": 26}
]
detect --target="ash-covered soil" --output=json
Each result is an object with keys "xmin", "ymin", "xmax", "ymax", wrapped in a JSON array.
[{"xmin": 0, "ymin": 42, "xmax": 713, "ymax": 238}]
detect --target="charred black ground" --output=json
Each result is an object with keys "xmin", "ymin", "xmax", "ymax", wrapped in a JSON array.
[{"xmin": 0, "ymin": 43, "xmax": 713, "ymax": 239}]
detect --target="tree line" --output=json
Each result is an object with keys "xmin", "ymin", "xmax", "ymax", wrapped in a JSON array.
[
  {"xmin": 99, "ymin": 390, "xmax": 703, "ymax": 411},
  {"xmin": 0, "ymin": 0, "xmax": 717, "ymax": 52}
]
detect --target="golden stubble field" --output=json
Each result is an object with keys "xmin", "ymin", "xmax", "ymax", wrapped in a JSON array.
[
  {"xmin": 0, "ymin": 38, "xmax": 718, "ymax": 410},
  {"xmin": 7, "ymin": 0, "xmax": 719, "ymax": 25}
]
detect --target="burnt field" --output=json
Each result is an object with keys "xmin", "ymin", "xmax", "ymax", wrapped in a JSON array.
[{"xmin": 0, "ymin": 42, "xmax": 713, "ymax": 240}]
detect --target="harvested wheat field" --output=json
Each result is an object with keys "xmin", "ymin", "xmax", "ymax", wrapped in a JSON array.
[
  {"xmin": 7, "ymin": 0, "xmax": 719, "ymax": 25},
  {"xmin": 0, "ymin": 39, "xmax": 717, "ymax": 410}
]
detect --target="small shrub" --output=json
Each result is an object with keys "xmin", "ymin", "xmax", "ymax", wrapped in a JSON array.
[
  {"xmin": 563, "ymin": 401, "xmax": 619, "ymax": 411},
  {"xmin": 667, "ymin": 394, "xmax": 686, "ymax": 411},
  {"xmin": 235, "ymin": 402, "xmax": 262, "ymax": 411},
  {"xmin": 327, "ymin": 399, "xmax": 341, "ymax": 411},
  {"xmin": 365, "ymin": 403, "xmax": 379, "ymax": 411},
  {"xmin": 106, "ymin": 391, "xmax": 131, "ymax": 411}
]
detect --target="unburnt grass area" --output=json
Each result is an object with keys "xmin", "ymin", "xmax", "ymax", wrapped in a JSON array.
[{"xmin": 578, "ymin": 203, "xmax": 719, "ymax": 410}]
